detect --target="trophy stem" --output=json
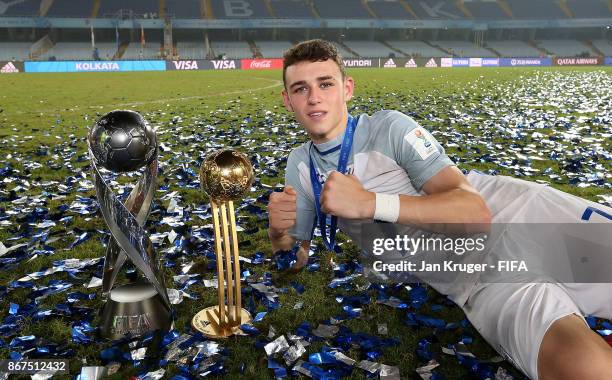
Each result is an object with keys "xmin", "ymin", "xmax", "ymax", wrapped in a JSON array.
[
  {"xmin": 228, "ymin": 201, "xmax": 242, "ymax": 327},
  {"xmin": 192, "ymin": 199, "xmax": 252, "ymax": 338},
  {"xmin": 211, "ymin": 200, "xmax": 227, "ymax": 326},
  {"xmin": 219, "ymin": 203, "xmax": 236, "ymax": 325}
]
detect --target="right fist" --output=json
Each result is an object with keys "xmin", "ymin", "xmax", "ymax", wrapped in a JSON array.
[{"xmin": 268, "ymin": 185, "xmax": 297, "ymax": 236}]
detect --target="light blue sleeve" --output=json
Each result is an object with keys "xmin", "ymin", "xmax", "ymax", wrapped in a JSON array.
[
  {"xmin": 383, "ymin": 111, "xmax": 455, "ymax": 191},
  {"xmin": 284, "ymin": 147, "xmax": 316, "ymax": 241}
]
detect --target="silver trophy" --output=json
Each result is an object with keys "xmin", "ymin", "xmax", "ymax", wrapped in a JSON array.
[{"xmin": 88, "ymin": 110, "xmax": 172, "ymax": 339}]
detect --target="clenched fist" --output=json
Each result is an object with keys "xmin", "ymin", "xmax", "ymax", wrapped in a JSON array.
[
  {"xmin": 268, "ymin": 185, "xmax": 297, "ymax": 238},
  {"xmin": 320, "ymin": 171, "xmax": 375, "ymax": 219}
]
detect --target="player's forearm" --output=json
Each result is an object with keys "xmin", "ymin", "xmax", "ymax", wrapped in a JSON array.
[
  {"xmin": 365, "ymin": 189, "xmax": 491, "ymax": 234},
  {"xmin": 398, "ymin": 189, "xmax": 491, "ymax": 227}
]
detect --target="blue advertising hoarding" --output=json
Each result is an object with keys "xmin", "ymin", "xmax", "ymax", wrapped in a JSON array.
[
  {"xmin": 499, "ymin": 58, "xmax": 552, "ymax": 67},
  {"xmin": 25, "ymin": 60, "xmax": 166, "ymax": 73},
  {"xmin": 605, "ymin": 57, "xmax": 612, "ymax": 66}
]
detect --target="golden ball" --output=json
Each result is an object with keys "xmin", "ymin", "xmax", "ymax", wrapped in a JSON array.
[{"xmin": 200, "ymin": 149, "xmax": 254, "ymax": 202}]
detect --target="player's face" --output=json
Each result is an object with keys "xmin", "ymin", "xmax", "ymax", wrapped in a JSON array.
[{"xmin": 282, "ymin": 59, "xmax": 354, "ymax": 144}]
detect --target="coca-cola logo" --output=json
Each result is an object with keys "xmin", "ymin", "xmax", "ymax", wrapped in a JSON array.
[{"xmin": 250, "ymin": 60, "xmax": 272, "ymax": 69}]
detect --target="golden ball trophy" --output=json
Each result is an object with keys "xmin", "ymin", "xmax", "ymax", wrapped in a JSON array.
[{"xmin": 192, "ymin": 149, "xmax": 254, "ymax": 338}]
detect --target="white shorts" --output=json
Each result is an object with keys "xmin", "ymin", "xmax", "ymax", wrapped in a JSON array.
[
  {"xmin": 463, "ymin": 172, "xmax": 612, "ymax": 379},
  {"xmin": 463, "ymin": 282, "xmax": 612, "ymax": 380}
]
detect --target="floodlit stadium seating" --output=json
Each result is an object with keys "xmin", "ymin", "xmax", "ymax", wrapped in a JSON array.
[
  {"xmin": 0, "ymin": 0, "xmax": 40, "ymax": 16},
  {"xmin": 210, "ymin": 41, "xmax": 253, "ymax": 58},
  {"xmin": 591, "ymin": 39, "xmax": 612, "ymax": 55},
  {"xmin": 46, "ymin": 0, "xmax": 94, "ymax": 17},
  {"xmin": 165, "ymin": 0, "xmax": 201, "ymax": 18},
  {"xmin": 47, "ymin": 42, "xmax": 97, "ymax": 60},
  {"xmin": 463, "ymin": 0, "xmax": 507, "ymax": 19},
  {"xmin": 331, "ymin": 42, "xmax": 357, "ymax": 58},
  {"xmin": 0, "ymin": 42, "xmax": 32, "ymax": 60},
  {"xmin": 387, "ymin": 40, "xmax": 448, "ymax": 58},
  {"xmin": 343, "ymin": 40, "xmax": 398, "ymax": 57},
  {"xmin": 270, "ymin": 0, "xmax": 313, "ymax": 18},
  {"xmin": 121, "ymin": 42, "xmax": 163, "ymax": 59},
  {"xmin": 536, "ymin": 39, "xmax": 593, "ymax": 57},
  {"xmin": 566, "ymin": 0, "xmax": 612, "ymax": 18},
  {"xmin": 211, "ymin": 0, "xmax": 271, "ymax": 18},
  {"xmin": 97, "ymin": 0, "xmax": 158, "ymax": 18},
  {"xmin": 365, "ymin": 0, "xmax": 415, "ymax": 19},
  {"xmin": 484, "ymin": 40, "xmax": 542, "ymax": 57},
  {"xmin": 405, "ymin": 0, "xmax": 465, "ymax": 19},
  {"xmin": 507, "ymin": 0, "xmax": 566, "ymax": 18},
  {"xmin": 176, "ymin": 41, "xmax": 207, "ymax": 59},
  {"xmin": 434, "ymin": 41, "xmax": 496, "ymax": 57},
  {"xmin": 312, "ymin": 0, "xmax": 371, "ymax": 18},
  {"xmin": 255, "ymin": 41, "xmax": 292, "ymax": 58},
  {"xmin": 94, "ymin": 42, "xmax": 121, "ymax": 60}
]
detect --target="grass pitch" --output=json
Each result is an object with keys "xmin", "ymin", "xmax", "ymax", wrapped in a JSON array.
[{"xmin": 0, "ymin": 67, "xmax": 610, "ymax": 379}]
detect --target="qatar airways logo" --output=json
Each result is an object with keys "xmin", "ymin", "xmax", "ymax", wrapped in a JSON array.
[
  {"xmin": 250, "ymin": 60, "xmax": 272, "ymax": 69},
  {"xmin": 75, "ymin": 62, "xmax": 120, "ymax": 71},
  {"xmin": 555, "ymin": 57, "xmax": 599, "ymax": 66}
]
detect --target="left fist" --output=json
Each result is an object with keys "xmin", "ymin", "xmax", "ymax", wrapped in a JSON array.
[{"xmin": 320, "ymin": 171, "xmax": 375, "ymax": 219}]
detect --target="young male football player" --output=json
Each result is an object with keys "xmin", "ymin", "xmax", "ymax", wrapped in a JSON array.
[{"xmin": 267, "ymin": 39, "xmax": 612, "ymax": 379}]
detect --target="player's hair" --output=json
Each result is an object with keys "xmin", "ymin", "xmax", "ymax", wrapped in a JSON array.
[{"xmin": 282, "ymin": 39, "xmax": 346, "ymax": 88}]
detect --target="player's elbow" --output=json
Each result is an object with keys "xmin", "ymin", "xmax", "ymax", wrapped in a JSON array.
[{"xmin": 459, "ymin": 193, "xmax": 491, "ymax": 233}]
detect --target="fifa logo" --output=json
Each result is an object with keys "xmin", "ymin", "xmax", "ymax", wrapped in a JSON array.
[{"xmin": 415, "ymin": 129, "xmax": 431, "ymax": 147}]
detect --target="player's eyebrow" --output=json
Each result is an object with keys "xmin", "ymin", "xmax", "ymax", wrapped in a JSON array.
[{"xmin": 289, "ymin": 75, "xmax": 336, "ymax": 90}]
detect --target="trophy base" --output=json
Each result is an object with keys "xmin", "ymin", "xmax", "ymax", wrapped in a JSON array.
[
  {"xmin": 100, "ymin": 283, "xmax": 172, "ymax": 340},
  {"xmin": 192, "ymin": 306, "xmax": 252, "ymax": 339}
]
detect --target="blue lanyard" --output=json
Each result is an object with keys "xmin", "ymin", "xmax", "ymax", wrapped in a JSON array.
[{"xmin": 309, "ymin": 115, "xmax": 358, "ymax": 250}]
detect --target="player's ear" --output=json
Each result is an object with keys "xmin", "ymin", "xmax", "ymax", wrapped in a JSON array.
[
  {"xmin": 282, "ymin": 89, "xmax": 294, "ymax": 112},
  {"xmin": 344, "ymin": 76, "xmax": 354, "ymax": 102}
]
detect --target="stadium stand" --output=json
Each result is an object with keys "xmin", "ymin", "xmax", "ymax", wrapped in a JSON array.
[
  {"xmin": 364, "ymin": 0, "xmax": 415, "ymax": 19},
  {"xmin": 433, "ymin": 41, "xmax": 496, "ymax": 57},
  {"xmin": 591, "ymin": 39, "xmax": 612, "ymax": 55},
  {"xmin": 463, "ymin": 0, "xmax": 507, "ymax": 19},
  {"xmin": 176, "ymin": 41, "xmax": 207, "ymax": 59},
  {"xmin": 210, "ymin": 41, "xmax": 253, "ymax": 58},
  {"xmin": 331, "ymin": 42, "xmax": 357, "ymax": 58},
  {"xmin": 0, "ymin": 0, "xmax": 40, "ymax": 16},
  {"xmin": 312, "ymin": 0, "xmax": 371, "ymax": 18},
  {"xmin": 484, "ymin": 40, "xmax": 542, "ymax": 57},
  {"xmin": 343, "ymin": 40, "xmax": 398, "ymax": 57},
  {"xmin": 566, "ymin": 0, "xmax": 612, "ymax": 18},
  {"xmin": 211, "ymin": 0, "xmax": 271, "ymax": 18},
  {"xmin": 387, "ymin": 40, "xmax": 448, "ymax": 58},
  {"xmin": 165, "ymin": 0, "xmax": 201, "ymax": 18},
  {"xmin": 97, "ymin": 0, "xmax": 158, "ymax": 18},
  {"xmin": 255, "ymin": 40, "xmax": 292, "ymax": 58},
  {"xmin": 46, "ymin": 0, "xmax": 94, "ymax": 18},
  {"xmin": 0, "ymin": 42, "xmax": 31, "ymax": 60},
  {"xmin": 270, "ymin": 0, "xmax": 314, "ymax": 18},
  {"xmin": 94, "ymin": 42, "xmax": 121, "ymax": 60},
  {"xmin": 506, "ymin": 0, "xmax": 567, "ymax": 19},
  {"xmin": 405, "ymin": 0, "xmax": 465, "ymax": 19},
  {"xmin": 536, "ymin": 39, "xmax": 593, "ymax": 57},
  {"xmin": 46, "ymin": 42, "xmax": 96, "ymax": 60},
  {"xmin": 121, "ymin": 42, "xmax": 163, "ymax": 59}
]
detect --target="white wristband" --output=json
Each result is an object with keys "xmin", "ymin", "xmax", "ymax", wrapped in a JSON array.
[{"xmin": 374, "ymin": 193, "xmax": 400, "ymax": 223}]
